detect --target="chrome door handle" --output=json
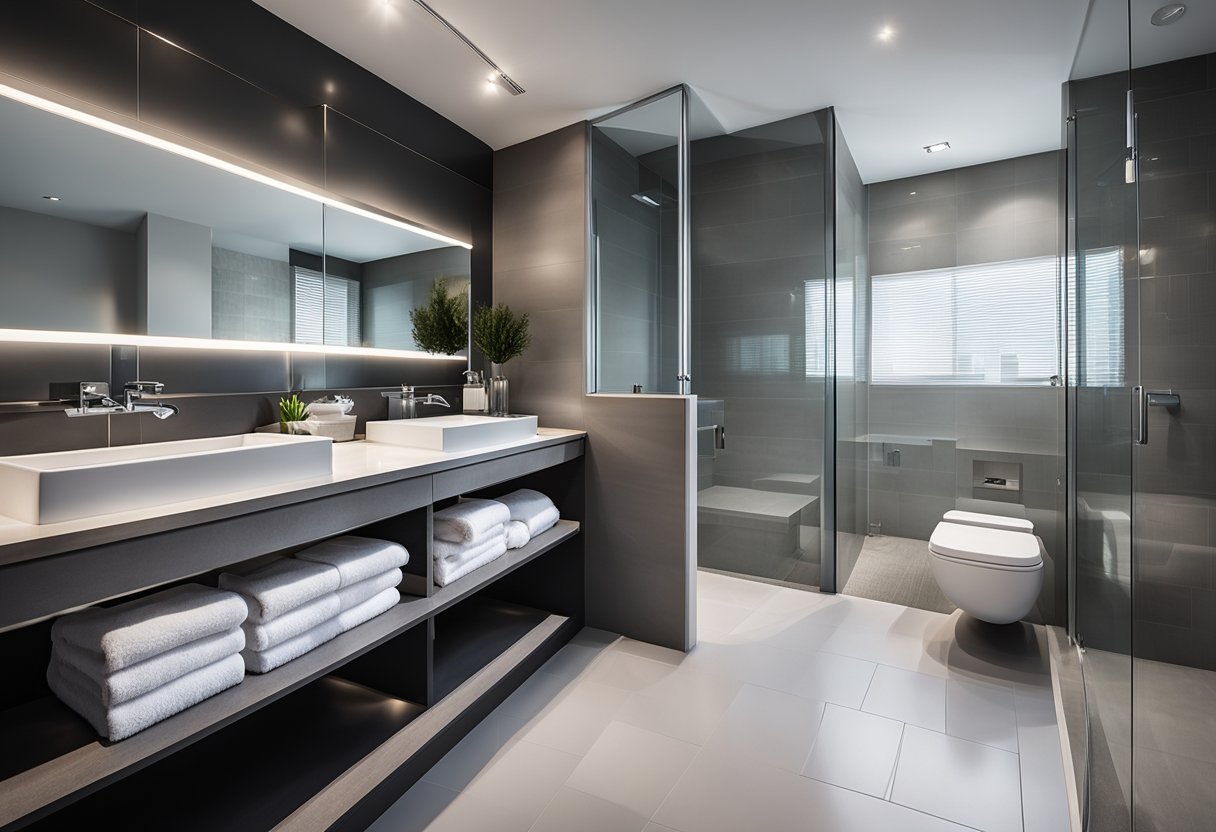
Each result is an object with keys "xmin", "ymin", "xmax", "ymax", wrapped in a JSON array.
[
  {"xmin": 1136, "ymin": 387, "xmax": 1180, "ymax": 445},
  {"xmin": 1136, "ymin": 386, "xmax": 1146, "ymax": 445}
]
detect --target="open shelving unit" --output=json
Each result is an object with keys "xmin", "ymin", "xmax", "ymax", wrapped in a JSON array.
[{"xmin": 0, "ymin": 437, "xmax": 585, "ymax": 831}]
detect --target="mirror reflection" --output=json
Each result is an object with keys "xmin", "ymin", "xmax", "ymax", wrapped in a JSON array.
[{"xmin": 0, "ymin": 92, "xmax": 470, "ymax": 356}]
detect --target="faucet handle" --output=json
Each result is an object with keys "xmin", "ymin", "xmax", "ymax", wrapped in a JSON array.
[{"xmin": 125, "ymin": 380, "xmax": 165, "ymax": 394}]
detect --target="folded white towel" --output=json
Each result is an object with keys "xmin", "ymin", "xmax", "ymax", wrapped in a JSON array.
[
  {"xmin": 48, "ymin": 652, "xmax": 245, "ymax": 741},
  {"xmin": 434, "ymin": 537, "xmax": 507, "ymax": 587},
  {"xmin": 432, "ymin": 526, "xmax": 505, "ymax": 564},
  {"xmin": 52, "ymin": 628, "xmax": 246, "ymax": 708},
  {"xmin": 336, "ymin": 568, "xmax": 402, "ymax": 612},
  {"xmin": 435, "ymin": 498, "xmax": 511, "ymax": 545},
  {"xmin": 241, "ymin": 587, "xmax": 401, "ymax": 674},
  {"xmin": 219, "ymin": 558, "xmax": 340, "ymax": 623},
  {"xmin": 242, "ymin": 618, "xmax": 343, "ymax": 675},
  {"xmin": 296, "ymin": 536, "xmax": 409, "ymax": 588},
  {"xmin": 242, "ymin": 593, "xmax": 341, "ymax": 652},
  {"xmin": 505, "ymin": 520, "xmax": 530, "ymax": 550},
  {"xmin": 529, "ymin": 505, "xmax": 561, "ymax": 538},
  {"xmin": 51, "ymin": 585, "xmax": 247, "ymax": 673},
  {"xmin": 496, "ymin": 489, "xmax": 560, "ymax": 535},
  {"xmin": 335, "ymin": 586, "xmax": 400, "ymax": 631}
]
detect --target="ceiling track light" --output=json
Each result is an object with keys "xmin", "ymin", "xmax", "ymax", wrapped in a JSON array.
[
  {"xmin": 924, "ymin": 141, "xmax": 951, "ymax": 154},
  {"xmin": 411, "ymin": 0, "xmax": 525, "ymax": 95}
]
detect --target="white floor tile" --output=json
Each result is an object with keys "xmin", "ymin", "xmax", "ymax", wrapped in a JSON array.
[
  {"xmin": 801, "ymin": 703, "xmax": 905, "ymax": 798},
  {"xmin": 700, "ymin": 683, "xmax": 825, "ymax": 773},
  {"xmin": 539, "ymin": 640, "xmax": 616, "ymax": 682},
  {"xmin": 522, "ymin": 680, "xmax": 631, "ymax": 756},
  {"xmin": 655, "ymin": 750, "xmax": 822, "ymax": 832},
  {"xmin": 697, "ymin": 569, "xmax": 780, "ymax": 609},
  {"xmin": 528, "ymin": 785, "xmax": 648, "ymax": 832},
  {"xmin": 1015, "ymin": 690, "xmax": 1070, "ymax": 832},
  {"xmin": 566, "ymin": 721, "xmax": 699, "ymax": 817},
  {"xmin": 642, "ymin": 824, "xmax": 683, "ymax": 832},
  {"xmin": 802, "ymin": 776, "xmax": 979, "ymax": 831},
  {"xmin": 615, "ymin": 666, "xmax": 742, "ymax": 744},
  {"xmin": 698, "ymin": 597, "xmax": 758, "ymax": 637},
  {"xmin": 461, "ymin": 740, "xmax": 582, "ymax": 830},
  {"xmin": 862, "ymin": 665, "xmax": 946, "ymax": 731},
  {"xmin": 947, "ymin": 677, "xmax": 1019, "ymax": 752},
  {"xmin": 726, "ymin": 607, "xmax": 837, "ymax": 654},
  {"xmin": 783, "ymin": 650, "xmax": 879, "ymax": 708},
  {"xmin": 891, "ymin": 725, "xmax": 1022, "ymax": 832},
  {"xmin": 583, "ymin": 651, "xmax": 680, "ymax": 693},
  {"xmin": 820, "ymin": 626, "xmax": 949, "ymax": 679}
]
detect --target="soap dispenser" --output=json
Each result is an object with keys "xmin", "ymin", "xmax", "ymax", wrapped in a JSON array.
[{"xmin": 462, "ymin": 370, "xmax": 487, "ymax": 413}]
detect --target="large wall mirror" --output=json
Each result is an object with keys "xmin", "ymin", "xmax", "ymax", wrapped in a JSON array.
[{"xmin": 0, "ymin": 88, "xmax": 471, "ymax": 360}]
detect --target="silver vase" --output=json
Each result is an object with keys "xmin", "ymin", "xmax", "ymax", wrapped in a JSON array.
[{"xmin": 489, "ymin": 363, "xmax": 509, "ymax": 416}]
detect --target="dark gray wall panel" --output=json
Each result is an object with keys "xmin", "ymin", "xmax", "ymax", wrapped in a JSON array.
[
  {"xmin": 137, "ymin": 346, "xmax": 290, "ymax": 395},
  {"xmin": 0, "ymin": 343, "xmax": 111, "ymax": 403}
]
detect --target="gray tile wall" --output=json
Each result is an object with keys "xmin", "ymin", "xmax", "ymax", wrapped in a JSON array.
[
  {"xmin": 866, "ymin": 151, "xmax": 1066, "ymax": 623},
  {"xmin": 211, "ymin": 247, "xmax": 291, "ymax": 342},
  {"xmin": 361, "ymin": 246, "xmax": 471, "ymax": 352}
]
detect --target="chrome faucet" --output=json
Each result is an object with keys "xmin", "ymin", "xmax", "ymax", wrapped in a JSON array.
[
  {"xmin": 381, "ymin": 384, "xmax": 451, "ymax": 419},
  {"xmin": 65, "ymin": 381, "xmax": 179, "ymax": 420}
]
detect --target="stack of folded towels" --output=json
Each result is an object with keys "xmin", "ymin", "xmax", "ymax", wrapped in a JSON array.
[
  {"xmin": 221, "ymin": 536, "xmax": 408, "ymax": 674},
  {"xmin": 432, "ymin": 488, "xmax": 561, "ymax": 587},
  {"xmin": 48, "ymin": 584, "xmax": 248, "ymax": 741}
]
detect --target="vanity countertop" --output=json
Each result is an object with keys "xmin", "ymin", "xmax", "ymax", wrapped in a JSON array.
[{"xmin": 0, "ymin": 428, "xmax": 585, "ymax": 566}]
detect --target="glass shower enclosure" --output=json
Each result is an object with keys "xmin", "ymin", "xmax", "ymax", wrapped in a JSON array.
[{"xmin": 589, "ymin": 87, "xmax": 867, "ymax": 592}]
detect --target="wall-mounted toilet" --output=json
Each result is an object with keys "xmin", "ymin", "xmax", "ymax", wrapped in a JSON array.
[{"xmin": 928, "ymin": 510, "xmax": 1043, "ymax": 624}]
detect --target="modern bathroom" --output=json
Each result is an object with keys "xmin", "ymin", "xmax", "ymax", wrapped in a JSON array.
[{"xmin": 0, "ymin": 1, "xmax": 1211, "ymax": 830}]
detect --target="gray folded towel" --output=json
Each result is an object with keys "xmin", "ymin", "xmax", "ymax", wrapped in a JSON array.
[
  {"xmin": 496, "ymin": 489, "xmax": 560, "ymax": 536},
  {"xmin": 242, "ymin": 587, "xmax": 400, "ymax": 674},
  {"xmin": 241, "ymin": 593, "xmax": 341, "ymax": 652},
  {"xmin": 296, "ymin": 536, "xmax": 409, "ymax": 588},
  {"xmin": 51, "ymin": 585, "xmax": 247, "ymax": 672},
  {"xmin": 52, "ymin": 628, "xmax": 246, "ymax": 708},
  {"xmin": 48, "ymin": 652, "xmax": 245, "ymax": 741},
  {"xmin": 435, "ymin": 498, "xmax": 511, "ymax": 544},
  {"xmin": 336, "ymin": 568, "xmax": 402, "ymax": 612},
  {"xmin": 219, "ymin": 558, "xmax": 340, "ymax": 623}
]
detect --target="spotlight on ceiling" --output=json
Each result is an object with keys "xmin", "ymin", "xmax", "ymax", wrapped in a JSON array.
[
  {"xmin": 924, "ymin": 142, "xmax": 951, "ymax": 154},
  {"xmin": 877, "ymin": 24, "xmax": 896, "ymax": 42},
  {"xmin": 42, "ymin": 195, "xmax": 61, "ymax": 201},
  {"xmin": 1150, "ymin": 3, "xmax": 1186, "ymax": 25}
]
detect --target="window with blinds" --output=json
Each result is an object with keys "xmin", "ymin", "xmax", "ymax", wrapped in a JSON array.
[
  {"xmin": 871, "ymin": 255, "xmax": 1061, "ymax": 385},
  {"xmin": 1072, "ymin": 246, "xmax": 1125, "ymax": 386},
  {"xmin": 293, "ymin": 267, "xmax": 362, "ymax": 347}
]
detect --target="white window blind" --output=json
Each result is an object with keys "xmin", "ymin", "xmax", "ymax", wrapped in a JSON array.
[
  {"xmin": 1075, "ymin": 246, "xmax": 1124, "ymax": 386},
  {"xmin": 871, "ymin": 255, "xmax": 1060, "ymax": 385},
  {"xmin": 293, "ymin": 267, "xmax": 361, "ymax": 347}
]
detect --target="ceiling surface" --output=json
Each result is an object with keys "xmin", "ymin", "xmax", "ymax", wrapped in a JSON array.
[{"xmin": 256, "ymin": 0, "xmax": 1100, "ymax": 183}]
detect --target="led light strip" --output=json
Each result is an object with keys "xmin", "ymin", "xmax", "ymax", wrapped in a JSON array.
[
  {"xmin": 0, "ymin": 328, "xmax": 467, "ymax": 361},
  {"xmin": 0, "ymin": 82, "xmax": 472, "ymax": 250}
]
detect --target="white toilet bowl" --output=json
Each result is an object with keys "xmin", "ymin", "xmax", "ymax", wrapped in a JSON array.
[{"xmin": 928, "ymin": 515, "xmax": 1043, "ymax": 625}]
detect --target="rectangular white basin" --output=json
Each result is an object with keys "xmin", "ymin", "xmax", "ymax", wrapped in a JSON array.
[
  {"xmin": 0, "ymin": 433, "xmax": 333, "ymax": 525},
  {"xmin": 365, "ymin": 414, "xmax": 539, "ymax": 452}
]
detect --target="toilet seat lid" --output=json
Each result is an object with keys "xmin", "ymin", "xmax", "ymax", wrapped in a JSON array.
[
  {"xmin": 943, "ymin": 510, "xmax": 1034, "ymax": 534},
  {"xmin": 929, "ymin": 521, "xmax": 1041, "ymax": 567}
]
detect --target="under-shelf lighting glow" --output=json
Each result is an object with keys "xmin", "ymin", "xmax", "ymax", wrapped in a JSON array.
[
  {"xmin": 0, "ymin": 82, "xmax": 472, "ymax": 251},
  {"xmin": 0, "ymin": 328, "xmax": 467, "ymax": 360}
]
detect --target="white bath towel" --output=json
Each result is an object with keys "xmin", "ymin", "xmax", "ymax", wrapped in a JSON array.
[
  {"xmin": 51, "ymin": 585, "xmax": 247, "ymax": 672},
  {"xmin": 432, "ymin": 526, "xmax": 505, "ymax": 564},
  {"xmin": 242, "ymin": 618, "xmax": 344, "ymax": 675},
  {"xmin": 218, "ymin": 558, "xmax": 340, "ymax": 623},
  {"xmin": 336, "ymin": 568, "xmax": 402, "ymax": 612},
  {"xmin": 296, "ymin": 536, "xmax": 409, "ymax": 588},
  {"xmin": 434, "ymin": 498, "xmax": 511, "ymax": 545},
  {"xmin": 241, "ymin": 593, "xmax": 341, "ymax": 652},
  {"xmin": 496, "ymin": 489, "xmax": 560, "ymax": 535},
  {"xmin": 335, "ymin": 586, "xmax": 400, "ymax": 631},
  {"xmin": 48, "ymin": 652, "xmax": 245, "ymax": 741},
  {"xmin": 505, "ymin": 520, "xmax": 530, "ymax": 550},
  {"xmin": 434, "ymin": 538, "xmax": 507, "ymax": 587},
  {"xmin": 241, "ymin": 587, "xmax": 400, "ymax": 674},
  {"xmin": 52, "ymin": 628, "xmax": 245, "ymax": 708}
]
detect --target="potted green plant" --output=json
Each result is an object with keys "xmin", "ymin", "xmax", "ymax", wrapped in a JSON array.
[
  {"xmin": 278, "ymin": 393, "xmax": 311, "ymax": 435},
  {"xmin": 472, "ymin": 303, "xmax": 532, "ymax": 416},
  {"xmin": 409, "ymin": 277, "xmax": 469, "ymax": 355}
]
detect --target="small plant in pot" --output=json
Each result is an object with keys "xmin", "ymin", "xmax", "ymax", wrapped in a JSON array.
[
  {"xmin": 409, "ymin": 277, "xmax": 469, "ymax": 356},
  {"xmin": 472, "ymin": 303, "xmax": 532, "ymax": 416},
  {"xmin": 278, "ymin": 393, "xmax": 311, "ymax": 434}
]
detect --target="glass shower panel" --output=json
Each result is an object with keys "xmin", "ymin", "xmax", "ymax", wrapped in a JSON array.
[
  {"xmin": 589, "ymin": 90, "xmax": 683, "ymax": 394},
  {"xmin": 689, "ymin": 110, "xmax": 832, "ymax": 589}
]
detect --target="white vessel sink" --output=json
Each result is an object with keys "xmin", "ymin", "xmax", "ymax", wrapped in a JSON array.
[
  {"xmin": 365, "ymin": 414, "xmax": 539, "ymax": 453},
  {"xmin": 0, "ymin": 433, "xmax": 333, "ymax": 525}
]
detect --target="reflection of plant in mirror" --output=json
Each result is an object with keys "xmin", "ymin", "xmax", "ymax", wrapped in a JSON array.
[
  {"xmin": 473, "ymin": 303, "xmax": 532, "ymax": 366},
  {"xmin": 279, "ymin": 393, "xmax": 310, "ymax": 431},
  {"xmin": 410, "ymin": 277, "xmax": 469, "ymax": 355}
]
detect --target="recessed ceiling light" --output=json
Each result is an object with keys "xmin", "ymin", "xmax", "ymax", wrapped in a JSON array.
[
  {"xmin": 877, "ymin": 24, "xmax": 896, "ymax": 42},
  {"xmin": 43, "ymin": 195, "xmax": 61, "ymax": 201},
  {"xmin": 908, "ymin": 190, "xmax": 917, "ymax": 195},
  {"xmin": 1150, "ymin": 3, "xmax": 1186, "ymax": 25},
  {"xmin": 924, "ymin": 142, "xmax": 951, "ymax": 154}
]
